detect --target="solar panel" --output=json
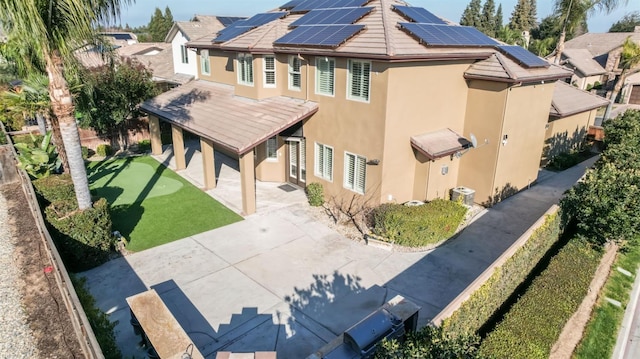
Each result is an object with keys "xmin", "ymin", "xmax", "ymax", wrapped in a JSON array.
[
  {"xmin": 280, "ymin": 0, "xmax": 304, "ymax": 9},
  {"xmin": 213, "ymin": 12, "xmax": 286, "ymax": 42},
  {"xmin": 399, "ymin": 23, "xmax": 498, "ymax": 46},
  {"xmin": 497, "ymin": 45, "xmax": 550, "ymax": 68},
  {"xmin": 290, "ymin": 7, "xmax": 373, "ymax": 27},
  {"xmin": 393, "ymin": 5, "xmax": 446, "ymax": 25},
  {"xmin": 243, "ymin": 12, "xmax": 287, "ymax": 27},
  {"xmin": 274, "ymin": 24, "xmax": 364, "ymax": 47},
  {"xmin": 217, "ymin": 17, "xmax": 246, "ymax": 27},
  {"xmin": 291, "ymin": 0, "xmax": 370, "ymax": 12}
]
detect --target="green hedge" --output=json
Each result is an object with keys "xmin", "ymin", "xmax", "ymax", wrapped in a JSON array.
[
  {"xmin": 443, "ymin": 212, "xmax": 562, "ymax": 336},
  {"xmin": 33, "ymin": 174, "xmax": 76, "ymax": 203},
  {"xmin": 478, "ymin": 239, "xmax": 601, "ymax": 359},
  {"xmin": 96, "ymin": 144, "xmax": 112, "ymax": 157},
  {"xmin": 370, "ymin": 199, "xmax": 467, "ymax": 247},
  {"xmin": 306, "ymin": 182, "xmax": 324, "ymax": 206}
]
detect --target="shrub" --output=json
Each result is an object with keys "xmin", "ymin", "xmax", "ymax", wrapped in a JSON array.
[
  {"xmin": 546, "ymin": 149, "xmax": 594, "ymax": 172},
  {"xmin": 81, "ymin": 146, "xmax": 89, "ymax": 159},
  {"xmin": 45, "ymin": 198, "xmax": 115, "ymax": 272},
  {"xmin": 33, "ymin": 174, "xmax": 76, "ymax": 204},
  {"xmin": 443, "ymin": 212, "xmax": 562, "ymax": 337},
  {"xmin": 370, "ymin": 199, "xmax": 467, "ymax": 247},
  {"xmin": 137, "ymin": 139, "xmax": 151, "ymax": 153},
  {"xmin": 71, "ymin": 275, "xmax": 121, "ymax": 359},
  {"xmin": 14, "ymin": 132, "xmax": 61, "ymax": 179},
  {"xmin": 306, "ymin": 182, "xmax": 324, "ymax": 206},
  {"xmin": 96, "ymin": 144, "xmax": 112, "ymax": 157},
  {"xmin": 478, "ymin": 239, "xmax": 601, "ymax": 359}
]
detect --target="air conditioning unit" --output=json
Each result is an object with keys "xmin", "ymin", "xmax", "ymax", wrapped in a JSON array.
[{"xmin": 451, "ymin": 187, "xmax": 475, "ymax": 206}]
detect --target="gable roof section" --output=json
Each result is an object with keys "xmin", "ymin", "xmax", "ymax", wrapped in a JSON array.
[
  {"xmin": 561, "ymin": 48, "xmax": 606, "ymax": 76},
  {"xmin": 550, "ymin": 81, "xmax": 609, "ymax": 118},
  {"xmin": 465, "ymin": 53, "xmax": 571, "ymax": 83},
  {"xmin": 164, "ymin": 16, "xmax": 237, "ymax": 43},
  {"xmin": 140, "ymin": 80, "xmax": 318, "ymax": 154}
]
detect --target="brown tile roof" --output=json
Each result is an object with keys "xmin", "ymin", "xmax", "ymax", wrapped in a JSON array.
[
  {"xmin": 140, "ymin": 80, "xmax": 318, "ymax": 154},
  {"xmin": 116, "ymin": 43, "xmax": 165, "ymax": 57},
  {"xmin": 550, "ymin": 81, "xmax": 609, "ymax": 118},
  {"xmin": 166, "ymin": 20, "xmax": 226, "ymax": 43},
  {"xmin": 465, "ymin": 53, "xmax": 572, "ymax": 83},
  {"xmin": 411, "ymin": 128, "xmax": 471, "ymax": 160},
  {"xmin": 561, "ymin": 48, "xmax": 606, "ymax": 76},
  {"xmin": 564, "ymin": 32, "xmax": 640, "ymax": 57}
]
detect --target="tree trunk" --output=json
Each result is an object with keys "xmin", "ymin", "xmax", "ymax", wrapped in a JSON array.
[
  {"xmin": 47, "ymin": 113, "xmax": 69, "ymax": 172},
  {"xmin": 46, "ymin": 51, "xmax": 92, "ymax": 210},
  {"xmin": 554, "ymin": 30, "xmax": 566, "ymax": 65},
  {"xmin": 604, "ymin": 68, "xmax": 628, "ymax": 121}
]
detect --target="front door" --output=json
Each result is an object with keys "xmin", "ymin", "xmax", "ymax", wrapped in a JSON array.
[{"xmin": 287, "ymin": 138, "xmax": 306, "ymax": 186}]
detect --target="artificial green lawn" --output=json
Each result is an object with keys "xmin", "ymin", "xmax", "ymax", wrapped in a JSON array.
[{"xmin": 87, "ymin": 156, "xmax": 242, "ymax": 252}]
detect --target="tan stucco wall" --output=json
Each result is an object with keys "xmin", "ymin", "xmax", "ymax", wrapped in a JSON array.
[
  {"xmin": 544, "ymin": 109, "xmax": 597, "ymax": 161},
  {"xmin": 198, "ymin": 49, "xmax": 235, "ymax": 85},
  {"xmin": 572, "ymin": 74, "xmax": 604, "ymax": 90},
  {"xmin": 381, "ymin": 60, "xmax": 473, "ymax": 204},
  {"xmin": 255, "ymin": 137, "xmax": 286, "ymax": 182}
]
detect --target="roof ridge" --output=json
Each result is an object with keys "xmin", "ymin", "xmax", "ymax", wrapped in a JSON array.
[
  {"xmin": 380, "ymin": 0, "xmax": 396, "ymax": 56},
  {"xmin": 494, "ymin": 53, "xmax": 517, "ymax": 80}
]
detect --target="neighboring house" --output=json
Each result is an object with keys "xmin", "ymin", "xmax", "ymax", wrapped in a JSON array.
[
  {"xmin": 141, "ymin": 0, "xmax": 571, "ymax": 215},
  {"xmin": 562, "ymin": 27, "xmax": 640, "ymax": 104},
  {"xmin": 559, "ymin": 49, "xmax": 606, "ymax": 90},
  {"xmin": 99, "ymin": 31, "xmax": 138, "ymax": 46},
  {"xmin": 164, "ymin": 15, "xmax": 245, "ymax": 80},
  {"xmin": 543, "ymin": 81, "xmax": 609, "ymax": 162}
]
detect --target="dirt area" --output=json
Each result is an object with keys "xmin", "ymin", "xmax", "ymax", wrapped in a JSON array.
[{"xmin": 2, "ymin": 183, "xmax": 84, "ymax": 358}]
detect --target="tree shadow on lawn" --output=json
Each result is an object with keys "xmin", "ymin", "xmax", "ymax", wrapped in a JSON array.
[
  {"xmin": 87, "ymin": 157, "xmax": 134, "ymax": 188},
  {"xmin": 110, "ymin": 203, "xmax": 145, "ymax": 243}
]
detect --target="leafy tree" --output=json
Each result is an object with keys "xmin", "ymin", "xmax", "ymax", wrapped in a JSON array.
[
  {"xmin": 603, "ymin": 36, "xmax": 640, "ymax": 120},
  {"xmin": 480, "ymin": 0, "xmax": 497, "ymax": 37},
  {"xmin": 0, "ymin": 0, "xmax": 132, "ymax": 210},
  {"xmin": 509, "ymin": 0, "xmax": 533, "ymax": 32},
  {"xmin": 529, "ymin": 37, "xmax": 557, "ymax": 56},
  {"xmin": 609, "ymin": 11, "xmax": 640, "ymax": 32},
  {"xmin": 460, "ymin": 0, "xmax": 483, "ymax": 28},
  {"xmin": 495, "ymin": 4, "xmax": 504, "ymax": 35},
  {"xmin": 147, "ymin": 6, "xmax": 173, "ymax": 42},
  {"xmin": 1, "ymin": 73, "xmax": 49, "ymax": 133},
  {"xmin": 529, "ymin": 0, "xmax": 538, "ymax": 27},
  {"xmin": 76, "ymin": 57, "xmax": 158, "ymax": 148},
  {"xmin": 497, "ymin": 26, "xmax": 526, "ymax": 45}
]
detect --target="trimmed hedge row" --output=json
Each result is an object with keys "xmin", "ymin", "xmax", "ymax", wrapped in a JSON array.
[
  {"xmin": 370, "ymin": 199, "xmax": 467, "ymax": 247},
  {"xmin": 478, "ymin": 239, "xmax": 601, "ymax": 359},
  {"xmin": 33, "ymin": 175, "xmax": 114, "ymax": 272},
  {"xmin": 443, "ymin": 212, "xmax": 562, "ymax": 336}
]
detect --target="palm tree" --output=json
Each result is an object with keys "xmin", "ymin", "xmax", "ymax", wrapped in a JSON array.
[
  {"xmin": 0, "ymin": 0, "xmax": 132, "ymax": 210},
  {"xmin": 553, "ymin": 0, "xmax": 629, "ymax": 64},
  {"xmin": 603, "ymin": 36, "xmax": 640, "ymax": 120}
]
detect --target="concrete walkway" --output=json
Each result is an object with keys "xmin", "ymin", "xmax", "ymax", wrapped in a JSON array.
[{"xmin": 81, "ymin": 152, "xmax": 597, "ymax": 358}]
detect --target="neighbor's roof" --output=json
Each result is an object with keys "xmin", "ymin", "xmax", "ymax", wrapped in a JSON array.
[
  {"xmin": 561, "ymin": 48, "xmax": 606, "ymax": 76},
  {"xmin": 550, "ymin": 81, "xmax": 609, "ymax": 118},
  {"xmin": 164, "ymin": 15, "xmax": 246, "ymax": 43},
  {"xmin": 116, "ymin": 42, "xmax": 165, "ymax": 57},
  {"xmin": 128, "ymin": 42, "xmax": 193, "ymax": 85},
  {"xmin": 411, "ymin": 128, "xmax": 471, "ymax": 160},
  {"xmin": 140, "ymin": 80, "xmax": 318, "ymax": 154},
  {"xmin": 564, "ymin": 32, "xmax": 640, "ymax": 57}
]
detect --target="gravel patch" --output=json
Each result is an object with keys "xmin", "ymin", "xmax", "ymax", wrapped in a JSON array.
[{"xmin": 0, "ymin": 189, "xmax": 40, "ymax": 358}]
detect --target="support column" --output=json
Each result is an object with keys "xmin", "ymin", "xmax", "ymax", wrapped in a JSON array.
[
  {"xmin": 239, "ymin": 151, "xmax": 256, "ymax": 215},
  {"xmin": 149, "ymin": 116, "xmax": 162, "ymax": 155},
  {"xmin": 200, "ymin": 137, "xmax": 216, "ymax": 190},
  {"xmin": 171, "ymin": 125, "xmax": 186, "ymax": 170}
]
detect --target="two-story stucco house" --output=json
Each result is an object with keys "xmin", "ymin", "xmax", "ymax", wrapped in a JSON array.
[{"xmin": 141, "ymin": 0, "xmax": 572, "ymax": 215}]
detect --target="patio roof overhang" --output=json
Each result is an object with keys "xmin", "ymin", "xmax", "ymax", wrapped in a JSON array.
[
  {"xmin": 140, "ymin": 80, "xmax": 319, "ymax": 155},
  {"xmin": 411, "ymin": 128, "xmax": 472, "ymax": 160}
]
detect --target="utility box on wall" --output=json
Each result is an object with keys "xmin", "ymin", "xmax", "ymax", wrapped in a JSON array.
[{"xmin": 451, "ymin": 186, "xmax": 475, "ymax": 206}]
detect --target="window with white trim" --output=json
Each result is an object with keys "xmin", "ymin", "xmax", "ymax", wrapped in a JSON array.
[
  {"xmin": 316, "ymin": 57, "xmax": 335, "ymax": 96},
  {"xmin": 289, "ymin": 56, "xmax": 302, "ymax": 91},
  {"xmin": 344, "ymin": 152, "xmax": 366, "ymax": 194},
  {"xmin": 237, "ymin": 53, "xmax": 254, "ymax": 86},
  {"xmin": 314, "ymin": 142, "xmax": 333, "ymax": 181},
  {"xmin": 347, "ymin": 59, "xmax": 371, "ymax": 102},
  {"xmin": 200, "ymin": 49, "xmax": 210, "ymax": 75},
  {"xmin": 266, "ymin": 136, "xmax": 277, "ymax": 160},
  {"xmin": 264, "ymin": 55, "xmax": 276, "ymax": 87},
  {"xmin": 181, "ymin": 45, "xmax": 189, "ymax": 64}
]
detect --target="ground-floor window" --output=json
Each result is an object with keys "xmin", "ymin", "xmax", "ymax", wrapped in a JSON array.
[
  {"xmin": 315, "ymin": 142, "xmax": 333, "ymax": 181},
  {"xmin": 344, "ymin": 152, "xmax": 366, "ymax": 194},
  {"xmin": 266, "ymin": 136, "xmax": 277, "ymax": 160}
]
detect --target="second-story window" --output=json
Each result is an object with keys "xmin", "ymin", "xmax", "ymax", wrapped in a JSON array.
[
  {"xmin": 347, "ymin": 59, "xmax": 371, "ymax": 102},
  {"xmin": 264, "ymin": 55, "xmax": 276, "ymax": 88},
  {"xmin": 181, "ymin": 45, "xmax": 189, "ymax": 64},
  {"xmin": 316, "ymin": 57, "xmax": 335, "ymax": 96},
  {"xmin": 289, "ymin": 56, "xmax": 301, "ymax": 91},
  {"xmin": 237, "ymin": 53, "xmax": 254, "ymax": 86},
  {"xmin": 200, "ymin": 50, "xmax": 210, "ymax": 76}
]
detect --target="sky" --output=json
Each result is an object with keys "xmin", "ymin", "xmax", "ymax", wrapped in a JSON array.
[{"xmin": 119, "ymin": 0, "xmax": 640, "ymax": 33}]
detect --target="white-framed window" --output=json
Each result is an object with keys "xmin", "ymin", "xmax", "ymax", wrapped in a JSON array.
[
  {"xmin": 314, "ymin": 142, "xmax": 333, "ymax": 181},
  {"xmin": 263, "ymin": 55, "xmax": 276, "ymax": 88},
  {"xmin": 289, "ymin": 56, "xmax": 302, "ymax": 91},
  {"xmin": 200, "ymin": 49, "xmax": 210, "ymax": 76},
  {"xmin": 237, "ymin": 53, "xmax": 254, "ymax": 86},
  {"xmin": 266, "ymin": 136, "xmax": 278, "ymax": 160},
  {"xmin": 344, "ymin": 152, "xmax": 366, "ymax": 194},
  {"xmin": 347, "ymin": 59, "xmax": 371, "ymax": 102},
  {"xmin": 181, "ymin": 45, "xmax": 189, "ymax": 64},
  {"xmin": 316, "ymin": 57, "xmax": 335, "ymax": 96}
]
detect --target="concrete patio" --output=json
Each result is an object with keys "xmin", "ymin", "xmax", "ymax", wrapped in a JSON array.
[{"xmin": 81, "ymin": 143, "xmax": 597, "ymax": 358}]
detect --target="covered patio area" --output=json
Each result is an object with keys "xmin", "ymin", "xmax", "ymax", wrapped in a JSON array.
[{"xmin": 141, "ymin": 80, "xmax": 318, "ymax": 215}]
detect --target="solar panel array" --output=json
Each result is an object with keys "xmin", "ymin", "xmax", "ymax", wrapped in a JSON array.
[
  {"xmin": 497, "ymin": 45, "xmax": 549, "ymax": 68},
  {"xmin": 280, "ymin": 0, "xmax": 304, "ymax": 9},
  {"xmin": 399, "ymin": 23, "xmax": 498, "ymax": 46},
  {"xmin": 392, "ymin": 5, "xmax": 446, "ymax": 25},
  {"xmin": 291, "ymin": 0, "xmax": 370, "ymax": 12},
  {"xmin": 290, "ymin": 7, "xmax": 373, "ymax": 27},
  {"xmin": 217, "ymin": 17, "xmax": 246, "ymax": 27},
  {"xmin": 214, "ymin": 12, "xmax": 287, "ymax": 42},
  {"xmin": 274, "ymin": 24, "xmax": 364, "ymax": 47}
]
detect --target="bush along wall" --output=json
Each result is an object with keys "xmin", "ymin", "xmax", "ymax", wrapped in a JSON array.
[
  {"xmin": 443, "ymin": 212, "xmax": 562, "ymax": 336},
  {"xmin": 33, "ymin": 174, "xmax": 115, "ymax": 272},
  {"xmin": 478, "ymin": 239, "xmax": 601, "ymax": 359}
]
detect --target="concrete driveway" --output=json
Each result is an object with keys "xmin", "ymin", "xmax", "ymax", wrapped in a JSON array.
[{"xmin": 81, "ymin": 155, "xmax": 597, "ymax": 358}]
